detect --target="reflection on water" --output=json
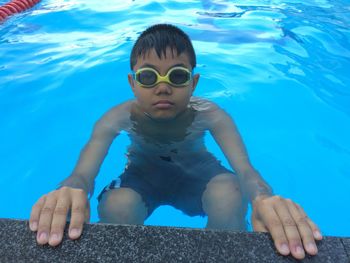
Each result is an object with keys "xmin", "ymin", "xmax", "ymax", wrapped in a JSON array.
[{"xmin": 0, "ymin": 0, "xmax": 349, "ymax": 236}]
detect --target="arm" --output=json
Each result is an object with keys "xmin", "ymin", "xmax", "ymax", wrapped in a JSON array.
[
  {"xmin": 207, "ymin": 107, "xmax": 272, "ymax": 203},
  {"xmin": 57, "ymin": 102, "xmax": 131, "ymax": 197},
  {"xmin": 30, "ymin": 102, "xmax": 131, "ymax": 247},
  {"xmin": 207, "ymin": 105, "xmax": 322, "ymax": 259},
  {"xmin": 57, "ymin": 113, "xmax": 119, "ymax": 197}
]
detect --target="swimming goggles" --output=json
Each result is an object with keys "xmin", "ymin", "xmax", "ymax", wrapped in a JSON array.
[{"xmin": 132, "ymin": 66, "xmax": 193, "ymax": 88}]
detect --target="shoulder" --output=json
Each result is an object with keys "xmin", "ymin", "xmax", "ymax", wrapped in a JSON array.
[
  {"xmin": 190, "ymin": 97, "xmax": 233, "ymax": 130},
  {"xmin": 107, "ymin": 100, "xmax": 134, "ymax": 115},
  {"xmin": 95, "ymin": 100, "xmax": 134, "ymax": 131},
  {"xmin": 190, "ymin": 96, "xmax": 220, "ymax": 112}
]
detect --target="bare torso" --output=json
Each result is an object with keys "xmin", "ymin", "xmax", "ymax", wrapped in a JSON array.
[{"xmin": 117, "ymin": 97, "xmax": 220, "ymax": 161}]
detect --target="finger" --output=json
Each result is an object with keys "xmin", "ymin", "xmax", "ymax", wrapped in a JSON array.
[
  {"xmin": 29, "ymin": 195, "xmax": 47, "ymax": 231},
  {"xmin": 307, "ymin": 218, "xmax": 323, "ymax": 240},
  {"xmin": 48, "ymin": 190, "xmax": 71, "ymax": 247},
  {"xmin": 295, "ymin": 203, "xmax": 323, "ymax": 240},
  {"xmin": 275, "ymin": 200, "xmax": 305, "ymax": 259},
  {"xmin": 84, "ymin": 199, "xmax": 90, "ymax": 223},
  {"xmin": 36, "ymin": 192, "xmax": 58, "ymax": 245},
  {"xmin": 252, "ymin": 218, "xmax": 268, "ymax": 232},
  {"xmin": 251, "ymin": 211, "xmax": 268, "ymax": 232},
  {"xmin": 256, "ymin": 201, "xmax": 290, "ymax": 256},
  {"xmin": 289, "ymin": 201, "xmax": 318, "ymax": 255},
  {"xmin": 68, "ymin": 189, "xmax": 88, "ymax": 240}
]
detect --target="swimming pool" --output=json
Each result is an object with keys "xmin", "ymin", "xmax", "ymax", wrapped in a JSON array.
[{"xmin": 0, "ymin": 0, "xmax": 349, "ymax": 237}]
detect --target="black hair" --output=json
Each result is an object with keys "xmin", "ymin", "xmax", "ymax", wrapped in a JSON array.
[{"xmin": 130, "ymin": 24, "xmax": 196, "ymax": 70}]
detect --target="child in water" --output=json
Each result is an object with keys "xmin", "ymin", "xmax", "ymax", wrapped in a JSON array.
[{"xmin": 29, "ymin": 24, "xmax": 322, "ymax": 260}]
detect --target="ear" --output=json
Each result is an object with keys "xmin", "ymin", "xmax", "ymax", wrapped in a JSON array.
[
  {"xmin": 128, "ymin": 74, "xmax": 136, "ymax": 93},
  {"xmin": 191, "ymin": 73, "xmax": 200, "ymax": 94}
]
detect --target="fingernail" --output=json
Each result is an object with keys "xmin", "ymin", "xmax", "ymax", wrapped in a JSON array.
[
  {"xmin": 280, "ymin": 244, "xmax": 290, "ymax": 254},
  {"xmin": 314, "ymin": 231, "xmax": 322, "ymax": 239},
  {"xmin": 39, "ymin": 232, "xmax": 48, "ymax": 242},
  {"xmin": 30, "ymin": 221, "xmax": 38, "ymax": 231},
  {"xmin": 296, "ymin": 245, "xmax": 305, "ymax": 256},
  {"xmin": 49, "ymin": 233, "xmax": 60, "ymax": 243},
  {"xmin": 70, "ymin": 228, "xmax": 81, "ymax": 237},
  {"xmin": 307, "ymin": 243, "xmax": 317, "ymax": 254}
]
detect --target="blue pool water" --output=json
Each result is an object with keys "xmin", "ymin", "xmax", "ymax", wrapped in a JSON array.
[{"xmin": 0, "ymin": 0, "xmax": 349, "ymax": 237}]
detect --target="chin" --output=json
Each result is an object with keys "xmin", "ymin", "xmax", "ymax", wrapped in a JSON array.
[{"xmin": 149, "ymin": 112, "xmax": 177, "ymax": 122}]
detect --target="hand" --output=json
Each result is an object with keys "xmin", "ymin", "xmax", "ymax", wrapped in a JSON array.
[
  {"xmin": 29, "ymin": 187, "xmax": 90, "ymax": 246},
  {"xmin": 251, "ymin": 195, "xmax": 322, "ymax": 260}
]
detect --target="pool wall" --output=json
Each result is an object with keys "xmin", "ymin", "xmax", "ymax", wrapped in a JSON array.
[{"xmin": 0, "ymin": 218, "xmax": 349, "ymax": 262}]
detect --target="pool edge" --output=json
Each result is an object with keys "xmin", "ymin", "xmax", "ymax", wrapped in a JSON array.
[{"xmin": 0, "ymin": 218, "xmax": 349, "ymax": 262}]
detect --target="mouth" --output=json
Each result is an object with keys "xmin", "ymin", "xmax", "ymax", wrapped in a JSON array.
[{"xmin": 153, "ymin": 100, "xmax": 174, "ymax": 109}]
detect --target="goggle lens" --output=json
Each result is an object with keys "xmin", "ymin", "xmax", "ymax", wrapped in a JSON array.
[
  {"xmin": 133, "ymin": 67, "xmax": 192, "ymax": 87},
  {"xmin": 138, "ymin": 70, "xmax": 157, "ymax": 86},
  {"xmin": 169, "ymin": 69, "xmax": 191, "ymax": 85}
]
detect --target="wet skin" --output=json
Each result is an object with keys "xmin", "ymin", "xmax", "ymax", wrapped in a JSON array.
[{"xmin": 29, "ymin": 48, "xmax": 322, "ymax": 260}]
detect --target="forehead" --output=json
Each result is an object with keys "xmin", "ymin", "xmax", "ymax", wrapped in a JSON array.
[{"xmin": 134, "ymin": 47, "xmax": 191, "ymax": 70}]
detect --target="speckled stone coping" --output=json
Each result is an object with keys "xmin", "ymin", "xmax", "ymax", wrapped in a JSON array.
[{"xmin": 0, "ymin": 218, "xmax": 349, "ymax": 263}]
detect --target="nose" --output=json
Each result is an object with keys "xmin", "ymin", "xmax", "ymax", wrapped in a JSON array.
[{"xmin": 154, "ymin": 82, "xmax": 172, "ymax": 95}]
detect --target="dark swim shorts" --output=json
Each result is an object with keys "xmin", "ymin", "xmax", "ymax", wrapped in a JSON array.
[{"xmin": 97, "ymin": 151, "xmax": 234, "ymax": 219}]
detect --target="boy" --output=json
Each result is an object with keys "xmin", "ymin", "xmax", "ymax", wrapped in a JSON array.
[{"xmin": 29, "ymin": 24, "xmax": 322, "ymax": 260}]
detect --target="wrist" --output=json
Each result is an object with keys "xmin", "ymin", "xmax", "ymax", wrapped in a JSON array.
[
  {"xmin": 252, "ymin": 194, "xmax": 272, "ymax": 205},
  {"xmin": 57, "ymin": 174, "xmax": 94, "ymax": 196}
]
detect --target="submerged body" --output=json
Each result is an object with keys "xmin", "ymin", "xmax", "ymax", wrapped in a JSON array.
[
  {"xmin": 29, "ymin": 24, "xmax": 322, "ymax": 260},
  {"xmin": 96, "ymin": 96, "xmax": 245, "ymax": 221}
]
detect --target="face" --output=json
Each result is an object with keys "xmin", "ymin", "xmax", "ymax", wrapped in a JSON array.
[{"xmin": 128, "ymin": 48, "xmax": 200, "ymax": 121}]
